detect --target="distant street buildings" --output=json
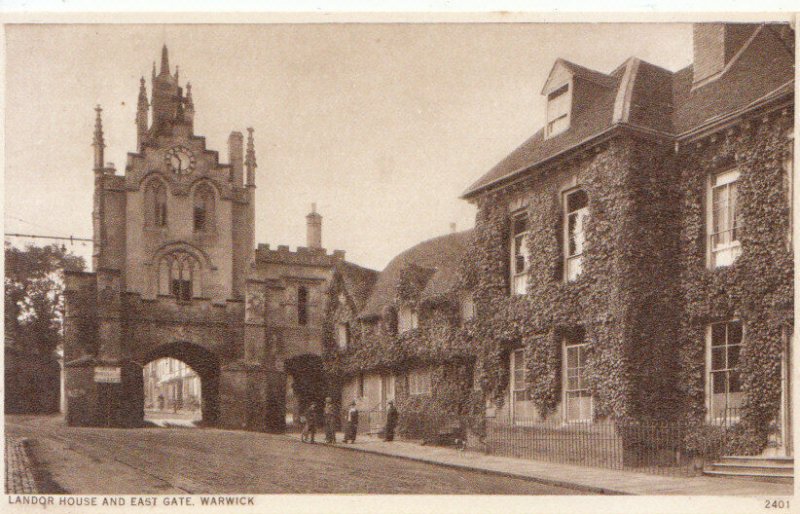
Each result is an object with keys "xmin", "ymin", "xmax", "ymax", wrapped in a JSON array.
[{"xmin": 143, "ymin": 358, "xmax": 201, "ymax": 414}]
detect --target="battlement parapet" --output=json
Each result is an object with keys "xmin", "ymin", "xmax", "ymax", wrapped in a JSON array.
[{"xmin": 255, "ymin": 243, "xmax": 345, "ymax": 267}]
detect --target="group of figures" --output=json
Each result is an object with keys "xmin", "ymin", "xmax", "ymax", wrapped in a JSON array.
[{"xmin": 300, "ymin": 398, "xmax": 399, "ymax": 445}]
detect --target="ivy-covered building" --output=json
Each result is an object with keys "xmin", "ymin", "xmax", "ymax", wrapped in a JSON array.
[
  {"xmin": 459, "ymin": 22, "xmax": 794, "ymax": 457},
  {"xmin": 324, "ymin": 230, "xmax": 480, "ymax": 427},
  {"xmin": 322, "ymin": 22, "xmax": 793, "ymax": 463}
]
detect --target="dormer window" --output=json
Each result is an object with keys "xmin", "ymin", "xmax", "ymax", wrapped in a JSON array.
[
  {"xmin": 546, "ymin": 83, "xmax": 571, "ymax": 138},
  {"xmin": 336, "ymin": 322, "xmax": 350, "ymax": 350},
  {"xmin": 398, "ymin": 306, "xmax": 419, "ymax": 333},
  {"xmin": 461, "ymin": 296, "xmax": 476, "ymax": 322}
]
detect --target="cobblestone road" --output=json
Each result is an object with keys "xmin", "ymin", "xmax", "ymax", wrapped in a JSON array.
[
  {"xmin": 5, "ymin": 436, "xmax": 37, "ymax": 494},
  {"xmin": 6, "ymin": 415, "xmax": 584, "ymax": 495}
]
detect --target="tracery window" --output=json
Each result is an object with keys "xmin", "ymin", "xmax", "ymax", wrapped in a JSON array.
[{"xmin": 158, "ymin": 252, "xmax": 200, "ymax": 301}]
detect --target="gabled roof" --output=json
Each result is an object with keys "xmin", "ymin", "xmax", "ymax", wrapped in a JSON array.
[
  {"xmin": 359, "ymin": 230, "xmax": 473, "ymax": 319},
  {"xmin": 541, "ymin": 58, "xmax": 617, "ymax": 94},
  {"xmin": 462, "ymin": 23, "xmax": 794, "ymax": 200},
  {"xmin": 334, "ymin": 261, "xmax": 379, "ymax": 311},
  {"xmin": 463, "ymin": 64, "xmax": 624, "ymax": 198}
]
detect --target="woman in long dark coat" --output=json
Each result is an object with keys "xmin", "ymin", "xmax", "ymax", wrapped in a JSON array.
[
  {"xmin": 384, "ymin": 400, "xmax": 398, "ymax": 442},
  {"xmin": 323, "ymin": 397, "xmax": 337, "ymax": 444},
  {"xmin": 344, "ymin": 400, "xmax": 359, "ymax": 443}
]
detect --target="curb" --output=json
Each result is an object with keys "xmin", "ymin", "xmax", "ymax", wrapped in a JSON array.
[{"xmin": 283, "ymin": 435, "xmax": 629, "ymax": 495}]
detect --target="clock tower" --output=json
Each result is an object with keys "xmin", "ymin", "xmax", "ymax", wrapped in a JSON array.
[{"xmin": 63, "ymin": 46, "xmax": 286, "ymax": 431}]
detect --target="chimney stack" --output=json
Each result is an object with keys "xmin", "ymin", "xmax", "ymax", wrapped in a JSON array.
[
  {"xmin": 692, "ymin": 23, "xmax": 759, "ymax": 86},
  {"xmin": 450, "ymin": 222, "xmax": 457, "ymax": 234},
  {"xmin": 306, "ymin": 203, "xmax": 322, "ymax": 249}
]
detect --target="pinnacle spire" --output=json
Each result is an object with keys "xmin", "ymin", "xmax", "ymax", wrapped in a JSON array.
[
  {"xmin": 245, "ymin": 127, "xmax": 257, "ymax": 186},
  {"xmin": 93, "ymin": 105, "xmax": 104, "ymax": 147},
  {"xmin": 137, "ymin": 76, "xmax": 148, "ymax": 106},
  {"xmin": 185, "ymin": 82, "xmax": 194, "ymax": 107},
  {"xmin": 160, "ymin": 44, "xmax": 169, "ymax": 75},
  {"xmin": 93, "ymin": 105, "xmax": 105, "ymax": 170}
]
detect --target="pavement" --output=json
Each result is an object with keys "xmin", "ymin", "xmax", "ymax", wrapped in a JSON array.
[
  {"xmin": 285, "ymin": 431, "xmax": 794, "ymax": 496},
  {"xmin": 5, "ymin": 436, "xmax": 38, "ymax": 494}
]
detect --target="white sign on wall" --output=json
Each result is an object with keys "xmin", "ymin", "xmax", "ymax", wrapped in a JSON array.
[{"xmin": 94, "ymin": 366, "xmax": 122, "ymax": 383}]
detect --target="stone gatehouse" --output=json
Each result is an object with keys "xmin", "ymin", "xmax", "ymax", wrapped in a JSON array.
[{"xmin": 63, "ymin": 46, "xmax": 362, "ymax": 432}]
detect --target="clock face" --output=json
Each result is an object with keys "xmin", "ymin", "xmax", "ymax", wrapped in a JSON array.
[{"xmin": 165, "ymin": 146, "xmax": 196, "ymax": 176}]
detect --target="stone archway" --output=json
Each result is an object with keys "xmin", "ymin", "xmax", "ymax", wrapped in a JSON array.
[
  {"xmin": 137, "ymin": 341, "xmax": 221, "ymax": 426},
  {"xmin": 284, "ymin": 354, "xmax": 325, "ymax": 425}
]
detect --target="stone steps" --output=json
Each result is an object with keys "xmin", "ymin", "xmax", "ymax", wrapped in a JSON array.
[{"xmin": 705, "ymin": 456, "xmax": 793, "ymax": 483}]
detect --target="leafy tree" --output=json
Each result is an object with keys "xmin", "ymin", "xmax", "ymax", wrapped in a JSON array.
[{"xmin": 4, "ymin": 242, "xmax": 85, "ymax": 358}]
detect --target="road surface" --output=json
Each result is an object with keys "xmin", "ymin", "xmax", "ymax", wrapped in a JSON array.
[{"xmin": 6, "ymin": 415, "xmax": 584, "ymax": 495}]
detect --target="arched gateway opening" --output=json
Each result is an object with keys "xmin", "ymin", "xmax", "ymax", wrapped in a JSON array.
[
  {"xmin": 143, "ymin": 358, "xmax": 203, "ymax": 427},
  {"xmin": 284, "ymin": 354, "xmax": 326, "ymax": 429},
  {"xmin": 138, "ymin": 342, "xmax": 220, "ymax": 426}
]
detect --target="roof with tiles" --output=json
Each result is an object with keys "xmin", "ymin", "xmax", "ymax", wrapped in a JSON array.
[
  {"xmin": 334, "ymin": 261, "xmax": 379, "ymax": 311},
  {"xmin": 462, "ymin": 23, "xmax": 794, "ymax": 199},
  {"xmin": 359, "ymin": 230, "xmax": 473, "ymax": 319}
]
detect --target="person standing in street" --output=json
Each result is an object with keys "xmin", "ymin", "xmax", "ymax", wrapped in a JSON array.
[
  {"xmin": 384, "ymin": 400, "xmax": 398, "ymax": 442},
  {"xmin": 323, "ymin": 397, "xmax": 337, "ymax": 444},
  {"xmin": 343, "ymin": 400, "xmax": 359, "ymax": 443},
  {"xmin": 303, "ymin": 402, "xmax": 318, "ymax": 443}
]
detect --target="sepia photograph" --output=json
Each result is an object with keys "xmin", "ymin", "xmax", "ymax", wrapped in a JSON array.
[{"xmin": 2, "ymin": 11, "xmax": 795, "ymax": 511}]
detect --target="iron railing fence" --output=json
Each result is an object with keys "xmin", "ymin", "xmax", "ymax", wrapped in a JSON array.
[
  {"xmin": 484, "ymin": 416, "xmax": 709, "ymax": 476},
  {"xmin": 496, "ymin": 415, "xmax": 745, "ymax": 477},
  {"xmin": 391, "ymin": 412, "xmax": 738, "ymax": 477},
  {"xmin": 289, "ymin": 404, "xmax": 741, "ymax": 476}
]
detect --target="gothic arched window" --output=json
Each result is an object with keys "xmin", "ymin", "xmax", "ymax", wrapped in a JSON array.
[
  {"xmin": 297, "ymin": 286, "xmax": 308, "ymax": 326},
  {"xmin": 193, "ymin": 183, "xmax": 215, "ymax": 232},
  {"xmin": 144, "ymin": 179, "xmax": 168, "ymax": 227},
  {"xmin": 158, "ymin": 252, "xmax": 200, "ymax": 301}
]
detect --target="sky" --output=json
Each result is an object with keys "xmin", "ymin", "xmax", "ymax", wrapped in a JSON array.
[{"xmin": 4, "ymin": 23, "xmax": 694, "ymax": 271}]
